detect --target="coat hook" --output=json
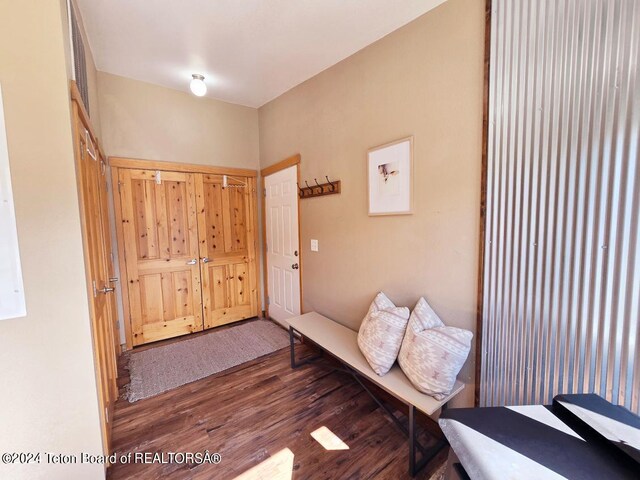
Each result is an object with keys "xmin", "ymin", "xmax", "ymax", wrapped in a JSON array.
[
  {"xmin": 314, "ymin": 178, "xmax": 323, "ymax": 193},
  {"xmin": 305, "ymin": 180, "xmax": 311, "ymax": 191},
  {"xmin": 325, "ymin": 176, "xmax": 335, "ymax": 192},
  {"xmin": 296, "ymin": 182, "xmax": 305, "ymax": 197}
]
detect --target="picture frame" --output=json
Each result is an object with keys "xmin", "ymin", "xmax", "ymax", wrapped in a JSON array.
[{"xmin": 367, "ymin": 136, "xmax": 413, "ymax": 216}]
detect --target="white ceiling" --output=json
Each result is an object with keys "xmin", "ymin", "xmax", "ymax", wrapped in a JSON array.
[{"xmin": 75, "ymin": 0, "xmax": 447, "ymax": 108}]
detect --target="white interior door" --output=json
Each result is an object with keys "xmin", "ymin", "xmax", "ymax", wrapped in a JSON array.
[{"xmin": 265, "ymin": 165, "xmax": 300, "ymax": 325}]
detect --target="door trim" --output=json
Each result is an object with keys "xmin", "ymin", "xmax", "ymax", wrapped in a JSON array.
[
  {"xmin": 260, "ymin": 154, "xmax": 303, "ymax": 319},
  {"xmin": 110, "ymin": 166, "xmax": 133, "ymax": 350},
  {"xmin": 260, "ymin": 153, "xmax": 301, "ymax": 177},
  {"xmin": 475, "ymin": 0, "xmax": 492, "ymax": 407},
  {"xmin": 110, "ymin": 157, "xmax": 257, "ymax": 177},
  {"xmin": 110, "ymin": 157, "xmax": 260, "ymax": 349},
  {"xmin": 70, "ymin": 81, "xmax": 100, "ymax": 154}
]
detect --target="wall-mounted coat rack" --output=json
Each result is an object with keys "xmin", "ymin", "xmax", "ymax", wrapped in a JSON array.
[{"xmin": 297, "ymin": 176, "xmax": 341, "ymax": 199}]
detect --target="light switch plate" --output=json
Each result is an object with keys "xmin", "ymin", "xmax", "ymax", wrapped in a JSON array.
[{"xmin": 311, "ymin": 239, "xmax": 319, "ymax": 252}]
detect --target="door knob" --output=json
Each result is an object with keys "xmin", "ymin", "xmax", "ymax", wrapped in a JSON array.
[
  {"xmin": 201, "ymin": 257, "xmax": 211, "ymax": 263},
  {"xmin": 100, "ymin": 286, "xmax": 115, "ymax": 294},
  {"xmin": 109, "ymin": 277, "xmax": 119, "ymax": 283},
  {"xmin": 291, "ymin": 263, "xmax": 299, "ymax": 270},
  {"xmin": 186, "ymin": 258, "xmax": 197, "ymax": 265}
]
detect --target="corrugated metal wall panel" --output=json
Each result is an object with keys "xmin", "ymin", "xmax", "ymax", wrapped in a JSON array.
[{"xmin": 481, "ymin": 0, "xmax": 639, "ymax": 414}]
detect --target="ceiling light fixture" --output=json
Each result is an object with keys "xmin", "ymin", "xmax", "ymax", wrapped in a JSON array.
[{"xmin": 190, "ymin": 74, "xmax": 207, "ymax": 97}]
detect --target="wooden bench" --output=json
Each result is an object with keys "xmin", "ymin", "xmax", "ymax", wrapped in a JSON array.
[{"xmin": 288, "ymin": 312, "xmax": 465, "ymax": 477}]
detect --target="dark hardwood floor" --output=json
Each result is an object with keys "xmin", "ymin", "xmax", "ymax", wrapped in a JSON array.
[{"xmin": 107, "ymin": 328, "xmax": 447, "ymax": 480}]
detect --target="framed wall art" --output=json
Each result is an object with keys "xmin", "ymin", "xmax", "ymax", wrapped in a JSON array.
[
  {"xmin": 0, "ymin": 84, "xmax": 26, "ymax": 320},
  {"xmin": 367, "ymin": 136, "xmax": 413, "ymax": 216}
]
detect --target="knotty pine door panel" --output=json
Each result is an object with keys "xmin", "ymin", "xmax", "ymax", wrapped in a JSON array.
[
  {"xmin": 119, "ymin": 169, "xmax": 203, "ymax": 345},
  {"xmin": 72, "ymin": 100, "xmax": 119, "ymax": 455},
  {"xmin": 196, "ymin": 174, "xmax": 259, "ymax": 329}
]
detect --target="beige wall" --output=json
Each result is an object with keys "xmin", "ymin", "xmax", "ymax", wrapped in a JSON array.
[
  {"xmin": 97, "ymin": 72, "xmax": 259, "ymax": 169},
  {"xmin": 0, "ymin": 0, "xmax": 104, "ymax": 478},
  {"xmin": 259, "ymin": 0, "xmax": 484, "ymax": 407}
]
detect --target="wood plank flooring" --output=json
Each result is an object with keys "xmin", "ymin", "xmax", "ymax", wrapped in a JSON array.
[{"xmin": 107, "ymin": 328, "xmax": 447, "ymax": 479}]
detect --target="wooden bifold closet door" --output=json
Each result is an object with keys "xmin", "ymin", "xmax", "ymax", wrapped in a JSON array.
[
  {"xmin": 196, "ymin": 174, "xmax": 259, "ymax": 329},
  {"xmin": 71, "ymin": 82, "xmax": 119, "ymax": 455},
  {"xmin": 115, "ymin": 163, "xmax": 259, "ymax": 347},
  {"xmin": 118, "ymin": 169, "xmax": 203, "ymax": 345}
]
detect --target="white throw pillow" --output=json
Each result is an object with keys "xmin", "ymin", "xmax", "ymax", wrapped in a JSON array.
[
  {"xmin": 357, "ymin": 292, "xmax": 410, "ymax": 376},
  {"xmin": 398, "ymin": 297, "xmax": 472, "ymax": 400}
]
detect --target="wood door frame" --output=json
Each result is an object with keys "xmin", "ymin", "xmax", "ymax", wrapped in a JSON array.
[
  {"xmin": 110, "ymin": 157, "xmax": 260, "ymax": 349},
  {"xmin": 110, "ymin": 157, "xmax": 257, "ymax": 177},
  {"xmin": 70, "ymin": 81, "xmax": 102, "ymax": 157},
  {"xmin": 475, "ymin": 0, "xmax": 492, "ymax": 407},
  {"xmin": 99, "ymin": 150, "xmax": 122, "ymax": 358},
  {"xmin": 260, "ymin": 154, "xmax": 303, "ymax": 319},
  {"xmin": 110, "ymin": 165, "xmax": 134, "ymax": 350}
]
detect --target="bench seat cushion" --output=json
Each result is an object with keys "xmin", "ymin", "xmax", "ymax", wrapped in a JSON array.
[{"xmin": 289, "ymin": 311, "xmax": 464, "ymax": 416}]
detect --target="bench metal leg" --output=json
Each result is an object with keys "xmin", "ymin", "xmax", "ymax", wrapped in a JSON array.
[
  {"xmin": 409, "ymin": 405, "xmax": 416, "ymax": 476},
  {"xmin": 408, "ymin": 404, "xmax": 448, "ymax": 477},
  {"xmin": 289, "ymin": 326, "xmax": 296, "ymax": 368},
  {"xmin": 289, "ymin": 326, "xmax": 322, "ymax": 369},
  {"xmin": 288, "ymin": 327, "xmax": 445, "ymax": 477},
  {"xmin": 337, "ymin": 363, "xmax": 445, "ymax": 477},
  {"xmin": 342, "ymin": 366, "xmax": 412, "ymax": 437}
]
